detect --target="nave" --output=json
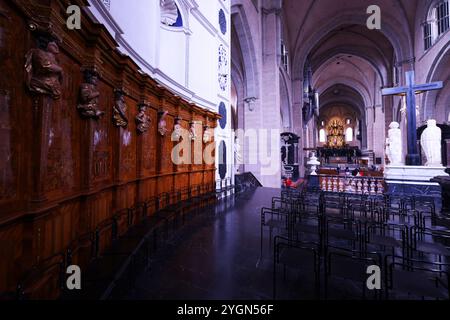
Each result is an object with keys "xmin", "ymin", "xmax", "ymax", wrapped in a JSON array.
[{"xmin": 102, "ymin": 187, "xmax": 450, "ymax": 300}]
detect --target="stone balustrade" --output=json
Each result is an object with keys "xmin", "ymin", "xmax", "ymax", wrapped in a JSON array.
[{"xmin": 318, "ymin": 175, "xmax": 385, "ymax": 195}]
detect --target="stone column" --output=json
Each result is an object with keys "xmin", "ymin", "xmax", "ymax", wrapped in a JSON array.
[
  {"xmin": 445, "ymin": 139, "xmax": 450, "ymax": 167},
  {"xmin": 259, "ymin": 0, "xmax": 282, "ymax": 188}
]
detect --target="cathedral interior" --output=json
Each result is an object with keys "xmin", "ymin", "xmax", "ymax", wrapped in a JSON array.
[{"xmin": 0, "ymin": 0, "xmax": 450, "ymax": 305}]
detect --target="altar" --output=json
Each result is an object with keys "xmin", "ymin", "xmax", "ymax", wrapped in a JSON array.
[
  {"xmin": 328, "ymin": 156, "xmax": 349, "ymax": 164},
  {"xmin": 317, "ymin": 147, "xmax": 362, "ymax": 165}
]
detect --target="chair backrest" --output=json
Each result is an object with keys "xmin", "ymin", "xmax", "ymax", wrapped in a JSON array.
[
  {"xmin": 274, "ymin": 236, "xmax": 319, "ymax": 266},
  {"xmin": 326, "ymin": 247, "xmax": 380, "ymax": 283},
  {"xmin": 386, "ymin": 256, "xmax": 450, "ymax": 300}
]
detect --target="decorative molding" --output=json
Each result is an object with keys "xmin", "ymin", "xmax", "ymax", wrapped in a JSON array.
[
  {"xmin": 24, "ymin": 23, "xmax": 63, "ymax": 100},
  {"xmin": 88, "ymin": 0, "xmax": 124, "ymax": 36},
  {"xmin": 244, "ymin": 97, "xmax": 258, "ymax": 111},
  {"xmin": 190, "ymin": 7, "xmax": 218, "ymax": 37},
  {"xmin": 77, "ymin": 68, "xmax": 105, "ymax": 119},
  {"xmin": 112, "ymin": 88, "xmax": 128, "ymax": 128},
  {"xmin": 87, "ymin": 0, "xmax": 220, "ymax": 111},
  {"xmin": 160, "ymin": 0, "xmax": 179, "ymax": 26},
  {"xmin": 136, "ymin": 101, "xmax": 151, "ymax": 134},
  {"xmin": 158, "ymin": 109, "xmax": 169, "ymax": 136},
  {"xmin": 101, "ymin": 0, "xmax": 111, "ymax": 10}
]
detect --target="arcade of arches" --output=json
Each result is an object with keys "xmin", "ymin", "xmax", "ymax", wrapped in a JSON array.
[{"xmin": 232, "ymin": 0, "xmax": 450, "ymax": 185}]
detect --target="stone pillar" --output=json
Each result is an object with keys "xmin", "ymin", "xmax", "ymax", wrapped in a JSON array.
[
  {"xmin": 445, "ymin": 139, "xmax": 450, "ymax": 167},
  {"xmin": 292, "ymin": 78, "xmax": 304, "ymax": 177},
  {"xmin": 258, "ymin": 1, "xmax": 282, "ymax": 188},
  {"xmin": 373, "ymin": 105, "xmax": 385, "ymax": 164}
]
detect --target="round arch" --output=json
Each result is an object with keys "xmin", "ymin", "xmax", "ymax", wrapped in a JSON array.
[{"xmin": 291, "ymin": 11, "xmax": 413, "ymax": 81}]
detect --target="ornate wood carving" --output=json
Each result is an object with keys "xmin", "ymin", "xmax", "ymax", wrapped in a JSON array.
[
  {"xmin": 136, "ymin": 101, "xmax": 151, "ymax": 134},
  {"xmin": 0, "ymin": 0, "xmax": 220, "ymax": 296},
  {"xmin": 158, "ymin": 109, "xmax": 169, "ymax": 136},
  {"xmin": 77, "ymin": 68, "xmax": 104, "ymax": 119},
  {"xmin": 24, "ymin": 23, "xmax": 63, "ymax": 100},
  {"xmin": 112, "ymin": 89, "xmax": 128, "ymax": 128},
  {"xmin": 173, "ymin": 116, "xmax": 182, "ymax": 142}
]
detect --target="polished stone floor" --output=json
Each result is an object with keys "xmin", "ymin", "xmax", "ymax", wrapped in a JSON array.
[
  {"xmin": 123, "ymin": 188, "xmax": 308, "ymax": 300},
  {"xmin": 119, "ymin": 188, "xmax": 449, "ymax": 300}
]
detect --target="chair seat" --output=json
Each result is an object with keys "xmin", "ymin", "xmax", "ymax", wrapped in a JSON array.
[
  {"xmin": 265, "ymin": 219, "xmax": 286, "ymax": 229},
  {"xmin": 391, "ymin": 269, "xmax": 449, "ymax": 300},
  {"xmin": 370, "ymin": 235, "xmax": 401, "ymax": 248},
  {"xmin": 294, "ymin": 223, "xmax": 319, "ymax": 235},
  {"xmin": 328, "ymin": 228, "xmax": 357, "ymax": 240},
  {"xmin": 416, "ymin": 241, "xmax": 450, "ymax": 256},
  {"xmin": 327, "ymin": 256, "xmax": 368, "ymax": 282},
  {"xmin": 278, "ymin": 247, "xmax": 316, "ymax": 272}
]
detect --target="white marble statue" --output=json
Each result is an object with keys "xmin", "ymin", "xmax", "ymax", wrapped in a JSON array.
[
  {"xmin": 387, "ymin": 122, "xmax": 403, "ymax": 165},
  {"xmin": 421, "ymin": 119, "xmax": 442, "ymax": 166},
  {"xmin": 385, "ymin": 138, "xmax": 391, "ymax": 164}
]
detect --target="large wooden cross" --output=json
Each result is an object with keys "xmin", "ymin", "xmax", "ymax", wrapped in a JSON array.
[{"xmin": 382, "ymin": 71, "xmax": 443, "ymax": 165}]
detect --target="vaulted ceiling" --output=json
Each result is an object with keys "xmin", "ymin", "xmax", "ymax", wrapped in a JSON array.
[{"xmin": 281, "ymin": 0, "xmax": 422, "ymax": 111}]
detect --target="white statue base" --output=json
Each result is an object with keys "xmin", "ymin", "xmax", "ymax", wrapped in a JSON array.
[
  {"xmin": 384, "ymin": 165, "xmax": 448, "ymax": 182},
  {"xmin": 307, "ymin": 154, "xmax": 321, "ymax": 176},
  {"xmin": 384, "ymin": 165, "xmax": 448, "ymax": 198}
]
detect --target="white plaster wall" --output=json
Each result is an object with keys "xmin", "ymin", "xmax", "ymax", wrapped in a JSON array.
[
  {"xmin": 188, "ymin": 19, "xmax": 215, "ymax": 103},
  {"xmin": 159, "ymin": 26, "xmax": 187, "ymax": 87},
  {"xmin": 87, "ymin": 0, "xmax": 231, "ymax": 112},
  {"xmin": 88, "ymin": 0, "xmax": 233, "ymax": 184}
]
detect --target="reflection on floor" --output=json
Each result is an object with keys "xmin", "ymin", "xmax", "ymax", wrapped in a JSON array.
[
  {"xmin": 124, "ymin": 188, "xmax": 289, "ymax": 300},
  {"xmin": 118, "ymin": 187, "xmax": 449, "ymax": 300}
]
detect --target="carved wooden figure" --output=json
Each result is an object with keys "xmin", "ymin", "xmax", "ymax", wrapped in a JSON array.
[
  {"xmin": 189, "ymin": 121, "xmax": 197, "ymax": 141},
  {"xmin": 203, "ymin": 124, "xmax": 211, "ymax": 143},
  {"xmin": 158, "ymin": 109, "xmax": 169, "ymax": 136},
  {"xmin": 136, "ymin": 102, "xmax": 151, "ymax": 134},
  {"xmin": 25, "ymin": 38, "xmax": 63, "ymax": 99},
  {"xmin": 173, "ymin": 116, "xmax": 182, "ymax": 141},
  {"xmin": 112, "ymin": 89, "xmax": 128, "ymax": 128},
  {"xmin": 77, "ymin": 69, "xmax": 104, "ymax": 119}
]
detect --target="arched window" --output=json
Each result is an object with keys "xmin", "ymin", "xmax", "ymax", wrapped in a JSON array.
[
  {"xmin": 437, "ymin": 0, "xmax": 450, "ymax": 34},
  {"xmin": 281, "ymin": 42, "xmax": 289, "ymax": 72},
  {"xmin": 160, "ymin": 0, "xmax": 183, "ymax": 27},
  {"xmin": 345, "ymin": 127, "xmax": 353, "ymax": 142},
  {"xmin": 423, "ymin": 0, "xmax": 449, "ymax": 50},
  {"xmin": 319, "ymin": 129, "xmax": 326, "ymax": 143}
]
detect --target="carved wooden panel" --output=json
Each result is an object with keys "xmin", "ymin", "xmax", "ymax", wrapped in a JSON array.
[
  {"xmin": 0, "ymin": 0, "xmax": 220, "ymax": 295},
  {"xmin": 160, "ymin": 116, "xmax": 174, "ymax": 173},
  {"xmin": 0, "ymin": 1, "xmax": 27, "ymax": 210},
  {"xmin": 117, "ymin": 95, "xmax": 137, "ymax": 182},
  {"xmin": 141, "ymin": 107, "xmax": 157, "ymax": 175}
]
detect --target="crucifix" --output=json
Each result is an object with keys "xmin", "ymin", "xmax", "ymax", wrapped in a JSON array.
[{"xmin": 382, "ymin": 71, "xmax": 443, "ymax": 165}]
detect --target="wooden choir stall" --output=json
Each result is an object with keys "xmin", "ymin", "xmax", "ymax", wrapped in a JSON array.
[{"xmin": 0, "ymin": 0, "xmax": 220, "ymax": 298}]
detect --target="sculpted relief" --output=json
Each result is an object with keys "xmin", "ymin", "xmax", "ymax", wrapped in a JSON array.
[
  {"xmin": 25, "ymin": 37, "xmax": 63, "ymax": 100},
  {"xmin": 136, "ymin": 102, "xmax": 151, "ymax": 134},
  {"xmin": 112, "ymin": 89, "xmax": 128, "ymax": 128},
  {"xmin": 77, "ymin": 68, "xmax": 104, "ymax": 119},
  {"xmin": 158, "ymin": 109, "xmax": 169, "ymax": 136}
]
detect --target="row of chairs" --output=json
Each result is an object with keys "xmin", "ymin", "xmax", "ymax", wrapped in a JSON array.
[
  {"xmin": 276, "ymin": 191, "xmax": 443, "ymax": 233},
  {"xmin": 274, "ymin": 236, "xmax": 450, "ymax": 300},
  {"xmin": 262, "ymin": 205, "xmax": 450, "ymax": 261},
  {"xmin": 265, "ymin": 189, "xmax": 450, "ymax": 299},
  {"xmin": 2, "ymin": 180, "xmax": 233, "ymax": 300}
]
